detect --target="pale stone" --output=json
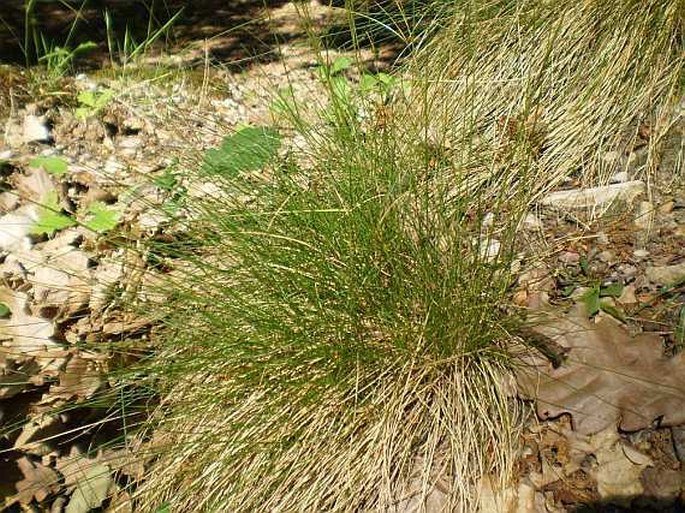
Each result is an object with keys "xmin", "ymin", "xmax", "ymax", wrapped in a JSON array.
[
  {"xmin": 522, "ymin": 213, "xmax": 543, "ymax": 230},
  {"xmin": 646, "ymin": 261, "xmax": 685, "ymax": 285},
  {"xmin": 540, "ymin": 181, "xmax": 645, "ymax": 210},
  {"xmin": 22, "ymin": 114, "xmax": 51, "ymax": 143},
  {"xmin": 609, "ymin": 171, "xmax": 629, "ymax": 183}
]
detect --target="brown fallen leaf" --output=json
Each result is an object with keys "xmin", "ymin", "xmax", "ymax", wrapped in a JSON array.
[
  {"xmin": 47, "ymin": 353, "xmax": 104, "ymax": 402},
  {"xmin": 0, "ymin": 289, "xmax": 62, "ymax": 366},
  {"xmin": 14, "ymin": 456, "xmax": 60, "ymax": 506},
  {"xmin": 27, "ymin": 246, "xmax": 92, "ymax": 317},
  {"xmin": 517, "ymin": 303, "xmax": 685, "ymax": 435},
  {"xmin": 13, "ymin": 166, "xmax": 55, "ymax": 204}
]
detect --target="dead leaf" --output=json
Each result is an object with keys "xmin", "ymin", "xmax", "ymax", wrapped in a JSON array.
[
  {"xmin": 57, "ymin": 450, "xmax": 112, "ymax": 513},
  {"xmin": 14, "ymin": 456, "xmax": 60, "ymax": 505},
  {"xmin": 0, "ymin": 357, "xmax": 41, "ymax": 399},
  {"xmin": 26, "ymin": 246, "xmax": 92, "ymax": 317},
  {"xmin": 48, "ymin": 353, "xmax": 103, "ymax": 401},
  {"xmin": 14, "ymin": 166, "xmax": 55, "ymax": 204},
  {"xmin": 591, "ymin": 429, "xmax": 651, "ymax": 502},
  {"xmin": 0, "ymin": 205, "xmax": 38, "ymax": 253},
  {"xmin": 517, "ymin": 303, "xmax": 685, "ymax": 434},
  {"xmin": 0, "ymin": 289, "xmax": 61, "ymax": 361},
  {"xmin": 14, "ymin": 414, "xmax": 64, "ymax": 455}
]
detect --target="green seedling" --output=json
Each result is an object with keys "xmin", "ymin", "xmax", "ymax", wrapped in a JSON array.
[
  {"xmin": 675, "ymin": 306, "xmax": 685, "ymax": 353},
  {"xmin": 30, "ymin": 156, "xmax": 68, "ymax": 177},
  {"xmin": 0, "ymin": 303, "xmax": 9, "ymax": 317},
  {"xmin": 153, "ymin": 166, "xmax": 188, "ymax": 216},
  {"xmin": 580, "ymin": 282, "xmax": 625, "ymax": 319},
  {"xmin": 76, "ymin": 89, "xmax": 114, "ymax": 120},
  {"xmin": 31, "ymin": 191, "xmax": 75, "ymax": 236},
  {"xmin": 83, "ymin": 201, "xmax": 120, "ymax": 233},
  {"xmin": 38, "ymin": 41, "xmax": 97, "ymax": 78}
]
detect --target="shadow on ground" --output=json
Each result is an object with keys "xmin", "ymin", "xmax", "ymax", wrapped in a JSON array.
[
  {"xmin": 0, "ymin": 0, "xmax": 297, "ymax": 70},
  {"xmin": 569, "ymin": 497, "xmax": 685, "ymax": 512}
]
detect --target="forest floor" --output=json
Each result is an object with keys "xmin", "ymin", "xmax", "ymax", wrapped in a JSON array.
[{"xmin": 1, "ymin": 1, "xmax": 684, "ymax": 511}]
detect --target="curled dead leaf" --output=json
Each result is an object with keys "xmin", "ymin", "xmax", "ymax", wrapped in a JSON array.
[
  {"xmin": 517, "ymin": 303, "xmax": 685, "ymax": 434},
  {"xmin": 14, "ymin": 456, "xmax": 60, "ymax": 506}
]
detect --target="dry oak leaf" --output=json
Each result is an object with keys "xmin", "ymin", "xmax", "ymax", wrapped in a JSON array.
[
  {"xmin": 27, "ymin": 246, "xmax": 92, "ymax": 317},
  {"xmin": 47, "ymin": 353, "xmax": 104, "ymax": 402},
  {"xmin": 14, "ymin": 456, "xmax": 60, "ymax": 506},
  {"xmin": 517, "ymin": 304, "xmax": 685, "ymax": 435},
  {"xmin": 0, "ymin": 289, "xmax": 61, "ymax": 362}
]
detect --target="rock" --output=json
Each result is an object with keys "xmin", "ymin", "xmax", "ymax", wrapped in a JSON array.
[
  {"xmin": 617, "ymin": 285, "xmax": 637, "ymax": 305},
  {"xmin": 22, "ymin": 114, "xmax": 51, "ymax": 143},
  {"xmin": 104, "ymin": 156, "xmax": 125, "ymax": 174},
  {"xmin": 659, "ymin": 200, "xmax": 675, "ymax": 214},
  {"xmin": 480, "ymin": 238, "xmax": 501, "ymax": 261},
  {"xmin": 645, "ymin": 261, "xmax": 685, "ymax": 285},
  {"xmin": 602, "ymin": 150, "xmax": 622, "ymax": 165},
  {"xmin": 595, "ymin": 232, "xmax": 610, "ymax": 245},
  {"xmin": 559, "ymin": 251, "xmax": 580, "ymax": 265},
  {"xmin": 640, "ymin": 468, "xmax": 684, "ymax": 502},
  {"xmin": 609, "ymin": 171, "xmax": 629, "ymax": 184},
  {"xmin": 633, "ymin": 249, "xmax": 650, "ymax": 259},
  {"xmin": 672, "ymin": 427, "xmax": 685, "ymax": 464},
  {"xmin": 598, "ymin": 250, "xmax": 615, "ymax": 264},
  {"xmin": 522, "ymin": 213, "xmax": 543, "ymax": 230},
  {"xmin": 540, "ymin": 181, "xmax": 645, "ymax": 210},
  {"xmin": 634, "ymin": 200, "xmax": 655, "ymax": 234},
  {"xmin": 592, "ymin": 429, "xmax": 651, "ymax": 503},
  {"xmin": 0, "ymin": 149, "xmax": 13, "ymax": 160}
]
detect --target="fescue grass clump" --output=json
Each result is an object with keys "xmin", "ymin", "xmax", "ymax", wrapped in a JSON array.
[
  {"xmin": 121, "ymin": 0, "xmax": 683, "ymax": 511},
  {"xmin": 130, "ymin": 119, "xmax": 527, "ymax": 511}
]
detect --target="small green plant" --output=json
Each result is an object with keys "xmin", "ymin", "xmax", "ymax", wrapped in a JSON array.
[
  {"xmin": 82, "ymin": 201, "xmax": 120, "ymax": 233},
  {"xmin": 38, "ymin": 40, "xmax": 97, "ymax": 78},
  {"xmin": 75, "ymin": 89, "xmax": 114, "ymax": 119},
  {"xmin": 29, "ymin": 155, "xmax": 68, "ymax": 177},
  {"xmin": 580, "ymin": 282, "xmax": 625, "ymax": 320},
  {"xmin": 29, "ymin": 190, "xmax": 120, "ymax": 236},
  {"xmin": 104, "ymin": 6, "xmax": 184, "ymax": 67},
  {"xmin": 30, "ymin": 191, "xmax": 75, "ymax": 236},
  {"xmin": 202, "ymin": 126, "xmax": 281, "ymax": 176},
  {"xmin": 22, "ymin": 0, "xmax": 95, "ymax": 77}
]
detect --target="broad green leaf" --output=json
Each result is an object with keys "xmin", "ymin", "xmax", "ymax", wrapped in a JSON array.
[
  {"xmin": 31, "ymin": 191, "xmax": 75, "ymax": 235},
  {"xmin": 30, "ymin": 156, "xmax": 68, "ymax": 177},
  {"xmin": 599, "ymin": 301, "xmax": 626, "ymax": 322},
  {"xmin": 0, "ymin": 303, "xmax": 9, "ymax": 317},
  {"xmin": 83, "ymin": 201, "xmax": 119, "ymax": 233},
  {"xmin": 359, "ymin": 73, "xmax": 378, "ymax": 93},
  {"xmin": 331, "ymin": 56, "xmax": 353, "ymax": 74},
  {"xmin": 375, "ymin": 72, "xmax": 396, "ymax": 86},
  {"xmin": 580, "ymin": 286, "xmax": 600, "ymax": 317},
  {"xmin": 600, "ymin": 282, "xmax": 624, "ymax": 298},
  {"xmin": 202, "ymin": 126, "xmax": 281, "ymax": 177},
  {"xmin": 77, "ymin": 90, "xmax": 98, "ymax": 108},
  {"xmin": 153, "ymin": 168, "xmax": 179, "ymax": 191},
  {"xmin": 330, "ymin": 75, "xmax": 352, "ymax": 101}
]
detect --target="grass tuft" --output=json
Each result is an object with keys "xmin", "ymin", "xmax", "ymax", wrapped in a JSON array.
[{"xmin": 113, "ymin": 0, "xmax": 683, "ymax": 510}]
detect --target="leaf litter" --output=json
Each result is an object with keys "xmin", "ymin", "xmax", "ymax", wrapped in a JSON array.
[{"xmin": 517, "ymin": 300, "xmax": 685, "ymax": 435}]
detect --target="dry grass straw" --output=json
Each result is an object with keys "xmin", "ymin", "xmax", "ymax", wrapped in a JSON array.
[
  {"xmin": 403, "ymin": 0, "xmax": 683, "ymax": 200},
  {"xmin": 122, "ymin": 0, "xmax": 682, "ymax": 511}
]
